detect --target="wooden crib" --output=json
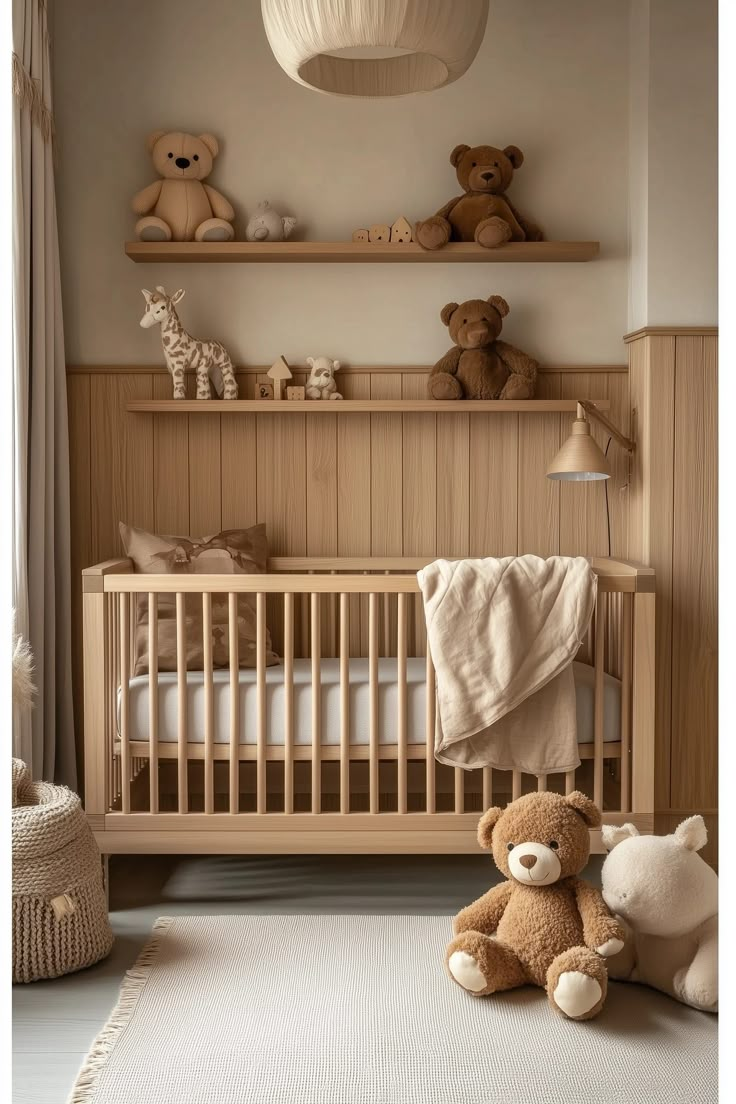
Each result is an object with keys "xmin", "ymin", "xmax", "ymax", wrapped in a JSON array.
[{"xmin": 82, "ymin": 556, "xmax": 655, "ymax": 856}]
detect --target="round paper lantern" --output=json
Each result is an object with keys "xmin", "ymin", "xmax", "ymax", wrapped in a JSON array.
[{"xmin": 261, "ymin": 0, "xmax": 489, "ymax": 98}]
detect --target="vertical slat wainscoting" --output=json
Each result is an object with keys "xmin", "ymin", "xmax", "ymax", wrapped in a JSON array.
[
  {"xmin": 148, "ymin": 593, "xmax": 159, "ymax": 813},
  {"xmin": 176, "ymin": 593, "xmax": 188, "ymax": 813},
  {"xmin": 228, "ymin": 593, "xmax": 240, "ymax": 814}
]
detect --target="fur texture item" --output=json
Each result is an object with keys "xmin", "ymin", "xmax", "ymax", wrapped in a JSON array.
[
  {"xmin": 305, "ymin": 357, "xmax": 342, "ymax": 400},
  {"xmin": 140, "ymin": 286, "xmax": 238, "ymax": 400},
  {"xmin": 601, "ymin": 818, "xmax": 718, "ymax": 1012},
  {"xmin": 428, "ymin": 295, "xmax": 538, "ymax": 400},
  {"xmin": 132, "ymin": 130, "xmax": 235, "ymax": 242},
  {"xmin": 446, "ymin": 792, "xmax": 623, "ymax": 1021},
  {"xmin": 415, "ymin": 143, "xmax": 543, "ymax": 251},
  {"xmin": 245, "ymin": 201, "xmax": 296, "ymax": 242},
  {"xmin": 12, "ymin": 615, "xmax": 35, "ymax": 714}
]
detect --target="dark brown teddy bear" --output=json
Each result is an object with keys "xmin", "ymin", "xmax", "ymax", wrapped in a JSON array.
[
  {"xmin": 446, "ymin": 792, "xmax": 625, "ymax": 1021},
  {"xmin": 415, "ymin": 143, "xmax": 543, "ymax": 250},
  {"xmin": 428, "ymin": 295, "xmax": 538, "ymax": 400}
]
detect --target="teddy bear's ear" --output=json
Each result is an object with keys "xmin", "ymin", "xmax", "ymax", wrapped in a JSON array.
[
  {"xmin": 674, "ymin": 815, "xmax": 708, "ymax": 852},
  {"xmin": 198, "ymin": 133, "xmax": 220, "ymax": 158},
  {"xmin": 601, "ymin": 823, "xmax": 639, "ymax": 851},
  {"xmin": 440, "ymin": 302, "xmax": 459, "ymax": 327},
  {"xmin": 146, "ymin": 130, "xmax": 167, "ymax": 153},
  {"xmin": 565, "ymin": 790, "xmax": 602, "ymax": 828},
  {"xmin": 477, "ymin": 806, "xmax": 503, "ymax": 850},
  {"xmin": 487, "ymin": 295, "xmax": 509, "ymax": 318},
  {"xmin": 503, "ymin": 145, "xmax": 524, "ymax": 169},
  {"xmin": 450, "ymin": 144, "xmax": 470, "ymax": 168}
]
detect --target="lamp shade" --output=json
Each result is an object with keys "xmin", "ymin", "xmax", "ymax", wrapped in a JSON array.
[
  {"xmin": 546, "ymin": 417, "xmax": 611, "ymax": 481},
  {"xmin": 261, "ymin": 0, "xmax": 489, "ymax": 98}
]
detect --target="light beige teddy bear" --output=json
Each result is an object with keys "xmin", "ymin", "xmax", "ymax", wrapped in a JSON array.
[
  {"xmin": 306, "ymin": 357, "xmax": 342, "ymax": 400},
  {"xmin": 132, "ymin": 130, "xmax": 235, "ymax": 242}
]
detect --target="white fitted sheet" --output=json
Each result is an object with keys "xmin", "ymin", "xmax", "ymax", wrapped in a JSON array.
[{"xmin": 118, "ymin": 659, "xmax": 622, "ymax": 749}]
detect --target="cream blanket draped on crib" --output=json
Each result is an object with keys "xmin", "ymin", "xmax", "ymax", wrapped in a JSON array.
[{"xmin": 417, "ymin": 556, "xmax": 597, "ymax": 775}]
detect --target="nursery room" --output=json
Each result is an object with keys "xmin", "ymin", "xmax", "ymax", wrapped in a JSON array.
[{"xmin": 7, "ymin": 0, "xmax": 724, "ymax": 1101}]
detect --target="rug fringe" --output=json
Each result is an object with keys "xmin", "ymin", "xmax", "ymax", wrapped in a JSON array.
[{"xmin": 66, "ymin": 916, "xmax": 174, "ymax": 1104}]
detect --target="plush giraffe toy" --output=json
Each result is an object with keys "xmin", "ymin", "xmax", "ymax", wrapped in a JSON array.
[{"xmin": 139, "ymin": 286, "xmax": 238, "ymax": 400}]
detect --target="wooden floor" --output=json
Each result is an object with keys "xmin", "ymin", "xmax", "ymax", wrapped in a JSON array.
[{"xmin": 12, "ymin": 853, "xmax": 601, "ymax": 1103}]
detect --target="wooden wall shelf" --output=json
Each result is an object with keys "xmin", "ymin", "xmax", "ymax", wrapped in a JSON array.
[
  {"xmin": 125, "ymin": 241, "xmax": 600, "ymax": 264},
  {"xmin": 127, "ymin": 399, "xmax": 610, "ymax": 415}
]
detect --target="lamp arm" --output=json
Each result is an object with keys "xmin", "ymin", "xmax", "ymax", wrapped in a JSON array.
[{"xmin": 577, "ymin": 401, "xmax": 636, "ymax": 453}]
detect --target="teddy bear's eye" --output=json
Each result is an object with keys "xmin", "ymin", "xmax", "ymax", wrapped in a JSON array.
[
  {"xmin": 507, "ymin": 842, "xmax": 514, "ymax": 852},
  {"xmin": 463, "ymin": 318, "xmax": 467, "ymax": 324},
  {"xmin": 494, "ymin": 161, "xmax": 499, "ymax": 167},
  {"xmin": 471, "ymin": 162, "xmax": 477, "ymax": 168},
  {"xmin": 549, "ymin": 840, "xmax": 559, "ymax": 850},
  {"xmin": 193, "ymin": 154, "xmax": 199, "ymax": 161},
  {"xmin": 167, "ymin": 152, "xmax": 173, "ymax": 158}
]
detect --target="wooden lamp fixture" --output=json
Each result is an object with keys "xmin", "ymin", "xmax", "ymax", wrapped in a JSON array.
[{"xmin": 546, "ymin": 401, "xmax": 635, "ymax": 482}]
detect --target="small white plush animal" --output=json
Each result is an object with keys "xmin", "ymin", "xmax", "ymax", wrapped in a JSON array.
[
  {"xmin": 245, "ymin": 201, "xmax": 296, "ymax": 242},
  {"xmin": 601, "ymin": 817, "xmax": 718, "ymax": 1012},
  {"xmin": 305, "ymin": 356, "xmax": 342, "ymax": 400}
]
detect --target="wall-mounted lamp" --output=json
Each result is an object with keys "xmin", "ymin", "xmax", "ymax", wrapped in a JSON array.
[{"xmin": 546, "ymin": 401, "xmax": 635, "ymax": 482}]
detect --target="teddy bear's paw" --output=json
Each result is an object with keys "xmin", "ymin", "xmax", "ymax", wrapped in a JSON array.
[
  {"xmin": 137, "ymin": 216, "xmax": 172, "ymax": 242},
  {"xmin": 553, "ymin": 971, "xmax": 603, "ymax": 1020},
  {"xmin": 195, "ymin": 218, "xmax": 234, "ymax": 243},
  {"xmin": 415, "ymin": 219, "xmax": 450, "ymax": 251},
  {"xmin": 475, "ymin": 217, "xmax": 512, "ymax": 249},
  {"xmin": 447, "ymin": 951, "xmax": 488, "ymax": 994},
  {"xmin": 596, "ymin": 937, "xmax": 625, "ymax": 958},
  {"xmin": 428, "ymin": 373, "xmax": 463, "ymax": 400}
]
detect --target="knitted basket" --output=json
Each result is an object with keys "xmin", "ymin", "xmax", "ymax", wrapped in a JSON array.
[{"xmin": 12, "ymin": 759, "xmax": 113, "ymax": 983}]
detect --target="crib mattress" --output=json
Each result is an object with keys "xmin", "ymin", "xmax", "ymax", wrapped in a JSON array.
[{"xmin": 118, "ymin": 659, "xmax": 622, "ymax": 750}]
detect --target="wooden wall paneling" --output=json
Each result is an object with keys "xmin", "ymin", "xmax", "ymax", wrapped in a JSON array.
[
  {"xmin": 152, "ymin": 374, "xmax": 190, "ymax": 535},
  {"xmin": 559, "ymin": 373, "xmax": 609, "ymax": 557},
  {"xmin": 605, "ymin": 370, "xmax": 631, "ymax": 560},
  {"xmin": 188, "ymin": 412, "xmax": 222, "ymax": 536},
  {"xmin": 338, "ymin": 373, "xmax": 371, "ymax": 654},
  {"xmin": 671, "ymin": 336, "xmax": 718, "ymax": 811},
  {"xmin": 436, "ymin": 409, "xmax": 470, "ymax": 557},
  {"xmin": 517, "ymin": 372, "xmax": 561, "ymax": 555},
  {"xmin": 221, "ymin": 371, "xmax": 257, "ymax": 530},
  {"xmin": 371, "ymin": 373, "xmax": 403, "ymax": 655},
  {"xmin": 67, "ymin": 373, "xmax": 91, "ymax": 784},
  {"xmin": 306, "ymin": 392, "xmax": 338, "ymax": 655},
  {"xmin": 402, "ymin": 372, "xmax": 435, "ymax": 652},
  {"xmin": 90, "ymin": 374, "xmax": 154, "ymax": 561},
  {"xmin": 468, "ymin": 413, "xmax": 518, "ymax": 557}
]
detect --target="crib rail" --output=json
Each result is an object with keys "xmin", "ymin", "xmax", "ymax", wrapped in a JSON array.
[{"xmin": 82, "ymin": 556, "xmax": 655, "ymax": 852}]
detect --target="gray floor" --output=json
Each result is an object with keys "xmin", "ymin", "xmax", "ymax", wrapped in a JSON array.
[{"xmin": 15, "ymin": 852, "xmax": 706, "ymax": 1104}]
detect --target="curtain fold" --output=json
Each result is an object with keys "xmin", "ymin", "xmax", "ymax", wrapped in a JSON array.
[{"xmin": 12, "ymin": 0, "xmax": 76, "ymax": 785}]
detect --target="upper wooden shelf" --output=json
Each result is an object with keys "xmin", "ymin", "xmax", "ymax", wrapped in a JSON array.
[
  {"xmin": 127, "ymin": 399, "xmax": 610, "ymax": 414},
  {"xmin": 124, "ymin": 241, "xmax": 600, "ymax": 264}
]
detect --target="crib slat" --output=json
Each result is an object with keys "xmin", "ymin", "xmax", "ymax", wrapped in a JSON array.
[
  {"xmin": 148, "ymin": 593, "xmax": 159, "ymax": 814},
  {"xmin": 594, "ymin": 598, "xmax": 606, "ymax": 810},
  {"xmin": 482, "ymin": 767, "xmax": 492, "ymax": 810},
  {"xmin": 228, "ymin": 593, "xmax": 239, "ymax": 814},
  {"xmin": 512, "ymin": 771, "xmax": 522, "ymax": 802},
  {"xmin": 202, "ymin": 592, "xmax": 214, "ymax": 815},
  {"xmin": 565, "ymin": 770, "xmax": 576, "ymax": 795},
  {"xmin": 311, "ymin": 592, "xmax": 321, "ymax": 814},
  {"xmin": 369, "ymin": 592, "xmax": 379, "ymax": 814},
  {"xmin": 176, "ymin": 592, "xmax": 188, "ymax": 813},
  {"xmin": 454, "ymin": 769, "xmax": 464, "ymax": 814},
  {"xmin": 257, "ymin": 591, "xmax": 267, "ymax": 814},
  {"xmin": 397, "ymin": 592, "xmax": 408, "ymax": 814},
  {"xmin": 426, "ymin": 646, "xmax": 436, "ymax": 813},
  {"xmin": 119, "ymin": 593, "xmax": 131, "ymax": 814},
  {"xmin": 621, "ymin": 592, "xmax": 633, "ymax": 812},
  {"xmin": 284, "ymin": 592, "xmax": 295, "ymax": 814},
  {"xmin": 537, "ymin": 774, "xmax": 547, "ymax": 792},
  {"xmin": 339, "ymin": 593, "xmax": 349, "ymax": 814}
]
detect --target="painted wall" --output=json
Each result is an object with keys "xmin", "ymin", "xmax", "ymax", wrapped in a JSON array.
[{"xmin": 52, "ymin": 0, "xmax": 629, "ymax": 367}]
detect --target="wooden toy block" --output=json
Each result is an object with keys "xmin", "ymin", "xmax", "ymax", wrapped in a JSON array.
[
  {"xmin": 369, "ymin": 223, "xmax": 390, "ymax": 242},
  {"xmin": 267, "ymin": 355, "xmax": 292, "ymax": 399},
  {"xmin": 390, "ymin": 216, "xmax": 413, "ymax": 243},
  {"xmin": 256, "ymin": 381, "xmax": 274, "ymax": 400},
  {"xmin": 286, "ymin": 386, "xmax": 305, "ymax": 400},
  {"xmin": 352, "ymin": 229, "xmax": 370, "ymax": 242}
]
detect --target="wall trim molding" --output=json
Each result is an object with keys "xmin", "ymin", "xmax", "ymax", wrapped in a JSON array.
[
  {"xmin": 66, "ymin": 363, "xmax": 628, "ymax": 377},
  {"xmin": 624, "ymin": 326, "xmax": 718, "ymax": 343}
]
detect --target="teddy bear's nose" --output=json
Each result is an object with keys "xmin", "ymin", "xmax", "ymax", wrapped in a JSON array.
[
  {"xmin": 175, "ymin": 157, "xmax": 190, "ymax": 169},
  {"xmin": 519, "ymin": 854, "xmax": 537, "ymax": 869},
  {"xmin": 480, "ymin": 171, "xmax": 494, "ymax": 181}
]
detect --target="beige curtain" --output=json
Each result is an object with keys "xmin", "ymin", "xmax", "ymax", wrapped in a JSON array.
[{"xmin": 12, "ymin": 0, "xmax": 76, "ymax": 785}]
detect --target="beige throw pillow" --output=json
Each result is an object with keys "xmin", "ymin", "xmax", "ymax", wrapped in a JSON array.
[{"xmin": 119, "ymin": 522, "xmax": 279, "ymax": 676}]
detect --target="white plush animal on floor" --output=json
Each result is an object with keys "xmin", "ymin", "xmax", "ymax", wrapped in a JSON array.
[
  {"xmin": 305, "ymin": 356, "xmax": 342, "ymax": 400},
  {"xmin": 601, "ymin": 817, "xmax": 717, "ymax": 1012},
  {"xmin": 245, "ymin": 201, "xmax": 296, "ymax": 242}
]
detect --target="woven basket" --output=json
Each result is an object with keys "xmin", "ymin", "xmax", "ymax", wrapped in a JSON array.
[{"xmin": 12, "ymin": 759, "xmax": 113, "ymax": 983}]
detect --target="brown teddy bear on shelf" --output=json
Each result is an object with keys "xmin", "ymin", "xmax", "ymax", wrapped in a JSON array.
[
  {"xmin": 446, "ymin": 792, "xmax": 625, "ymax": 1021},
  {"xmin": 132, "ymin": 130, "xmax": 235, "ymax": 242},
  {"xmin": 415, "ymin": 143, "xmax": 543, "ymax": 250},
  {"xmin": 428, "ymin": 294, "xmax": 538, "ymax": 400}
]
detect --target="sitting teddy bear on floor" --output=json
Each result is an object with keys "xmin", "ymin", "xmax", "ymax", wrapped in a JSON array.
[
  {"xmin": 447, "ymin": 791, "xmax": 624, "ymax": 1021},
  {"xmin": 428, "ymin": 294, "xmax": 538, "ymax": 400}
]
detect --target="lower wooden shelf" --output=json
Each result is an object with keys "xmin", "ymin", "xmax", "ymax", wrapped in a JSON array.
[{"xmin": 126, "ymin": 399, "xmax": 610, "ymax": 414}]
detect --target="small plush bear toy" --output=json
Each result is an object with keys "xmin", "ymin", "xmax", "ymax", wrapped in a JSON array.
[
  {"xmin": 428, "ymin": 295, "xmax": 538, "ymax": 400},
  {"xmin": 415, "ymin": 142, "xmax": 543, "ymax": 251},
  {"xmin": 132, "ymin": 130, "xmax": 235, "ymax": 242},
  {"xmin": 305, "ymin": 356, "xmax": 342, "ymax": 400},
  {"xmin": 447, "ymin": 792, "xmax": 624, "ymax": 1021},
  {"xmin": 601, "ymin": 818, "xmax": 718, "ymax": 1012}
]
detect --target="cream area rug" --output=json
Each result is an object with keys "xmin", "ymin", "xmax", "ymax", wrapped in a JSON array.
[{"xmin": 70, "ymin": 915, "xmax": 717, "ymax": 1104}]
